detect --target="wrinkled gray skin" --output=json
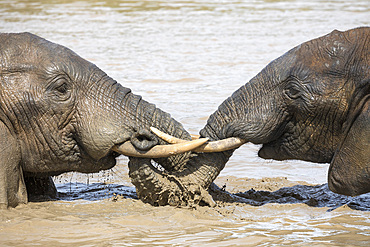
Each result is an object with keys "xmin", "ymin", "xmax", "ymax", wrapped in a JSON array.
[
  {"xmin": 0, "ymin": 32, "xmax": 193, "ymax": 208},
  {"xmin": 131, "ymin": 27, "xmax": 369, "ymax": 206},
  {"xmin": 203, "ymin": 27, "xmax": 369, "ymax": 197}
]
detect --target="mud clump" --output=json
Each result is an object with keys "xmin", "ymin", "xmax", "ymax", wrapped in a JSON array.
[{"xmin": 210, "ymin": 176, "xmax": 370, "ymax": 211}]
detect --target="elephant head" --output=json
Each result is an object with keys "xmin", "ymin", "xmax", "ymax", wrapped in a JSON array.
[
  {"xmin": 203, "ymin": 27, "xmax": 369, "ymax": 196},
  {"xmin": 0, "ymin": 32, "xmax": 206, "ymax": 208},
  {"xmin": 130, "ymin": 27, "xmax": 369, "ymax": 205}
]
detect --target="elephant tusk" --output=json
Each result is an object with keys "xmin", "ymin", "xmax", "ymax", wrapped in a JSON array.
[
  {"xmin": 150, "ymin": 127, "xmax": 200, "ymax": 141},
  {"xmin": 193, "ymin": 137, "xmax": 246, "ymax": 152},
  {"xmin": 150, "ymin": 127, "xmax": 246, "ymax": 152},
  {"xmin": 112, "ymin": 138, "xmax": 209, "ymax": 158},
  {"xmin": 149, "ymin": 127, "xmax": 186, "ymax": 144},
  {"xmin": 190, "ymin": 134, "xmax": 201, "ymax": 140}
]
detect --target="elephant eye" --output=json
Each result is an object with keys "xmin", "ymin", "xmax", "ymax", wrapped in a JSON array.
[
  {"xmin": 284, "ymin": 76, "xmax": 303, "ymax": 100},
  {"xmin": 49, "ymin": 76, "xmax": 72, "ymax": 101},
  {"xmin": 55, "ymin": 81, "xmax": 68, "ymax": 94},
  {"xmin": 284, "ymin": 85, "xmax": 301, "ymax": 99}
]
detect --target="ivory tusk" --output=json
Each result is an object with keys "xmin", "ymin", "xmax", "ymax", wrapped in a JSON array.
[
  {"xmin": 112, "ymin": 138, "xmax": 209, "ymax": 158},
  {"xmin": 150, "ymin": 127, "xmax": 246, "ymax": 153},
  {"xmin": 193, "ymin": 137, "xmax": 246, "ymax": 152},
  {"xmin": 150, "ymin": 127, "xmax": 186, "ymax": 144},
  {"xmin": 190, "ymin": 134, "xmax": 200, "ymax": 140},
  {"xmin": 150, "ymin": 127, "xmax": 199, "ymax": 142}
]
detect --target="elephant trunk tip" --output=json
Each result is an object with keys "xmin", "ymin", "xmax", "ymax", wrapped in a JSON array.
[{"xmin": 128, "ymin": 158, "xmax": 217, "ymax": 207}]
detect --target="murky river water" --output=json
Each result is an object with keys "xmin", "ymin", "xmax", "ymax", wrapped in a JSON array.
[{"xmin": 0, "ymin": 0, "xmax": 369, "ymax": 246}]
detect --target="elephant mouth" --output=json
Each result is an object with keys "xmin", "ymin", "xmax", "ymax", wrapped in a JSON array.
[
  {"xmin": 74, "ymin": 149, "xmax": 118, "ymax": 174},
  {"xmin": 98, "ymin": 151, "xmax": 120, "ymax": 169}
]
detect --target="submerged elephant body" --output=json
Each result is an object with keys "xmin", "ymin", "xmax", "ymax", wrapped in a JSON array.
[
  {"xmin": 0, "ymin": 33, "xmax": 198, "ymax": 208},
  {"xmin": 133, "ymin": 27, "xmax": 369, "ymax": 205}
]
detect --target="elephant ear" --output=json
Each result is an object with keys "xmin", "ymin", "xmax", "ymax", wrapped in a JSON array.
[{"xmin": 328, "ymin": 99, "xmax": 370, "ymax": 196}]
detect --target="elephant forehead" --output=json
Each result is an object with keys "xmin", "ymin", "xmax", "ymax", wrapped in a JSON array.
[
  {"xmin": 0, "ymin": 33, "xmax": 88, "ymax": 72},
  {"xmin": 299, "ymin": 28, "xmax": 368, "ymax": 76},
  {"xmin": 299, "ymin": 44, "xmax": 346, "ymax": 73}
]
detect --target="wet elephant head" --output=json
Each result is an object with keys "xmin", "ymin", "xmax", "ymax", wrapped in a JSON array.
[
  {"xmin": 201, "ymin": 27, "xmax": 369, "ymax": 196},
  {"xmin": 0, "ymin": 32, "xmax": 206, "ymax": 208},
  {"xmin": 131, "ymin": 27, "xmax": 369, "ymax": 205}
]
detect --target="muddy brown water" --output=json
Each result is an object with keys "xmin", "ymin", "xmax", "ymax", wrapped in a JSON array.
[{"xmin": 0, "ymin": 1, "xmax": 369, "ymax": 246}]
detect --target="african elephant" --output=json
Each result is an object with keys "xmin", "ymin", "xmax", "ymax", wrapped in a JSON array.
[
  {"xmin": 0, "ymin": 32, "xmax": 207, "ymax": 208},
  {"xmin": 130, "ymin": 27, "xmax": 369, "ymax": 205}
]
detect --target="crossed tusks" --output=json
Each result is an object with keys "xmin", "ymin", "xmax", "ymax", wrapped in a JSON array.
[{"xmin": 112, "ymin": 127, "xmax": 246, "ymax": 158}]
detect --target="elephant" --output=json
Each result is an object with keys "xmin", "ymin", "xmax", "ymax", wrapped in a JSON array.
[
  {"xmin": 0, "ymin": 32, "xmax": 208, "ymax": 208},
  {"xmin": 129, "ymin": 27, "xmax": 369, "ymax": 206}
]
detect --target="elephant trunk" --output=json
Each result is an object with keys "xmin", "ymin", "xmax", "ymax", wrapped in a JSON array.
[
  {"xmin": 76, "ymin": 72, "xmax": 194, "ymax": 174},
  {"xmin": 78, "ymin": 73, "xmax": 203, "ymax": 205},
  {"xmin": 105, "ymin": 80, "xmax": 208, "ymax": 205},
  {"xmin": 201, "ymin": 70, "xmax": 287, "ymax": 145},
  {"xmin": 119, "ymin": 88, "xmax": 194, "ymax": 172},
  {"xmin": 128, "ymin": 151, "xmax": 231, "ymax": 206},
  {"xmin": 193, "ymin": 70, "xmax": 284, "ymax": 185},
  {"xmin": 129, "ymin": 66, "xmax": 286, "ymax": 206},
  {"xmin": 127, "ymin": 55, "xmax": 293, "ymax": 206},
  {"xmin": 126, "ymin": 88, "xmax": 234, "ymax": 206}
]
